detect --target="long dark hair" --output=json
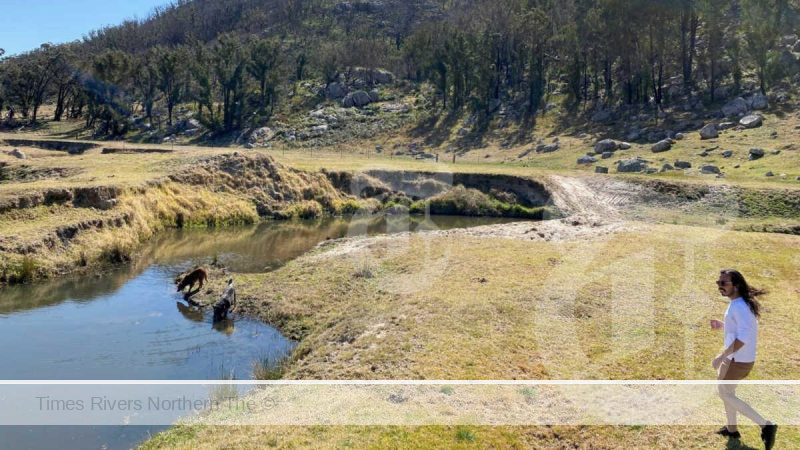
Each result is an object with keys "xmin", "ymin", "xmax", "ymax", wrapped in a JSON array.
[{"xmin": 720, "ymin": 269, "xmax": 764, "ymax": 318}]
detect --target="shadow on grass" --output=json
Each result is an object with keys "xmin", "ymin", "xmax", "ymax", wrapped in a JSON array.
[
  {"xmin": 724, "ymin": 438, "xmax": 758, "ymax": 450},
  {"xmin": 409, "ymin": 109, "xmax": 461, "ymax": 148}
]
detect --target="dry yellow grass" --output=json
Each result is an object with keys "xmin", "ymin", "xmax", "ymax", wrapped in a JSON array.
[{"xmin": 143, "ymin": 222, "xmax": 800, "ymax": 449}]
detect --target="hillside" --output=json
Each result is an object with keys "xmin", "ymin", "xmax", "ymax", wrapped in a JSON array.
[
  {"xmin": 1, "ymin": 1, "xmax": 800, "ymax": 450},
  {"xmin": 2, "ymin": 0, "xmax": 800, "ymax": 155}
]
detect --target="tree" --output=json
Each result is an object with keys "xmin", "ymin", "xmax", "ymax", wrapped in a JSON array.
[
  {"xmin": 132, "ymin": 50, "xmax": 160, "ymax": 123},
  {"xmin": 742, "ymin": 0, "xmax": 779, "ymax": 94},
  {"xmin": 247, "ymin": 37, "xmax": 282, "ymax": 122},
  {"xmin": 188, "ymin": 43, "xmax": 217, "ymax": 128},
  {"xmin": 84, "ymin": 50, "xmax": 132, "ymax": 135},
  {"xmin": 51, "ymin": 45, "xmax": 79, "ymax": 122},
  {"xmin": 20, "ymin": 44, "xmax": 64, "ymax": 123},
  {"xmin": 680, "ymin": 0, "xmax": 700, "ymax": 91},
  {"xmin": 155, "ymin": 46, "xmax": 187, "ymax": 126},
  {"xmin": 698, "ymin": 0, "xmax": 733, "ymax": 103},
  {"xmin": 212, "ymin": 34, "xmax": 248, "ymax": 132}
]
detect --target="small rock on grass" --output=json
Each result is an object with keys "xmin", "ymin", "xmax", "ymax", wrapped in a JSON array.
[
  {"xmin": 651, "ymin": 140, "xmax": 672, "ymax": 153},
  {"xmin": 675, "ymin": 161, "xmax": 692, "ymax": 169},
  {"xmin": 749, "ymin": 148, "xmax": 766, "ymax": 160}
]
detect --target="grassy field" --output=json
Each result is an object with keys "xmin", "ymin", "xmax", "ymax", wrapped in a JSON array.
[
  {"xmin": 142, "ymin": 221, "xmax": 800, "ymax": 448},
  {"xmin": 2, "ymin": 117, "xmax": 799, "ymax": 448},
  {"xmin": 4, "ymin": 107, "xmax": 800, "ymax": 189}
]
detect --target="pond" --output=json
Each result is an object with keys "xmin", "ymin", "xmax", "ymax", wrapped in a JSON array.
[{"xmin": 0, "ymin": 214, "xmax": 517, "ymax": 449}]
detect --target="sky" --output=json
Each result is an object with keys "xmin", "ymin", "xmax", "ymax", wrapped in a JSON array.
[{"xmin": 0, "ymin": 0, "xmax": 171, "ymax": 56}]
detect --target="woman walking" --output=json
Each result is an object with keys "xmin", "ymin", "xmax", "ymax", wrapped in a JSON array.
[{"xmin": 710, "ymin": 269, "xmax": 777, "ymax": 449}]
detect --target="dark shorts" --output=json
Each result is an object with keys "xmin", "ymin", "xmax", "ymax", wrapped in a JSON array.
[{"xmin": 717, "ymin": 359, "xmax": 754, "ymax": 381}]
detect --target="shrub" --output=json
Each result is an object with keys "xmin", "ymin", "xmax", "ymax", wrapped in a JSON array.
[
  {"xmin": 12, "ymin": 256, "xmax": 40, "ymax": 283},
  {"xmin": 252, "ymin": 357, "xmax": 286, "ymax": 381},
  {"xmin": 334, "ymin": 198, "xmax": 364, "ymax": 215},
  {"xmin": 278, "ymin": 200, "xmax": 324, "ymax": 219},
  {"xmin": 455, "ymin": 427, "xmax": 477, "ymax": 442},
  {"xmin": 426, "ymin": 185, "xmax": 499, "ymax": 216}
]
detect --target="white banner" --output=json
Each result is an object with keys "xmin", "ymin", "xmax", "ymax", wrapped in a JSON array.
[{"xmin": 0, "ymin": 381, "xmax": 798, "ymax": 426}]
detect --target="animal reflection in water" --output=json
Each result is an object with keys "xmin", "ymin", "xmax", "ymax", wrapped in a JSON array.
[
  {"xmin": 176, "ymin": 301, "xmax": 236, "ymax": 335},
  {"xmin": 175, "ymin": 269, "xmax": 237, "ymax": 335}
]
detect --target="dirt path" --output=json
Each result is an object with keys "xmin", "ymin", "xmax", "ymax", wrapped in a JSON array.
[
  {"xmin": 545, "ymin": 175, "xmax": 637, "ymax": 221},
  {"xmin": 314, "ymin": 175, "xmax": 642, "ymax": 260}
]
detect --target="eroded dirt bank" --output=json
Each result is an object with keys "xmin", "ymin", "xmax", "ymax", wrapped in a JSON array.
[
  {"xmin": 0, "ymin": 153, "xmax": 349, "ymax": 284},
  {"xmin": 0, "ymin": 153, "xmax": 567, "ymax": 284}
]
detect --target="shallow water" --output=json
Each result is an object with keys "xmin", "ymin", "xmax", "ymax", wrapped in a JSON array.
[{"xmin": 0, "ymin": 214, "xmax": 516, "ymax": 449}]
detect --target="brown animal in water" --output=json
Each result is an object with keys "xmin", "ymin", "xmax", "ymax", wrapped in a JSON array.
[{"xmin": 177, "ymin": 268, "xmax": 208, "ymax": 293}]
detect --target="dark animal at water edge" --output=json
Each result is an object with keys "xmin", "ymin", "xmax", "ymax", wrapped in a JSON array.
[
  {"xmin": 213, "ymin": 278, "xmax": 237, "ymax": 322},
  {"xmin": 177, "ymin": 267, "xmax": 208, "ymax": 293}
]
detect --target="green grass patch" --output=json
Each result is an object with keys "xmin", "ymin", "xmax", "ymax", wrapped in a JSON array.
[{"xmin": 409, "ymin": 185, "xmax": 556, "ymax": 219}]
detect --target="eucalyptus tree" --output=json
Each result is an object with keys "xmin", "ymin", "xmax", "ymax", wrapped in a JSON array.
[
  {"xmin": 247, "ymin": 37, "xmax": 282, "ymax": 122},
  {"xmin": 212, "ymin": 33, "xmax": 249, "ymax": 132}
]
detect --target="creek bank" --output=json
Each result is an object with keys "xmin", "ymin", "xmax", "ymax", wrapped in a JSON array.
[
  {"xmin": 1, "ymin": 152, "xmax": 560, "ymax": 286},
  {"xmin": 0, "ymin": 153, "xmax": 345, "ymax": 285},
  {"xmin": 2, "ymin": 139, "xmax": 99, "ymax": 154},
  {"xmin": 323, "ymin": 169, "xmax": 559, "ymax": 219}
]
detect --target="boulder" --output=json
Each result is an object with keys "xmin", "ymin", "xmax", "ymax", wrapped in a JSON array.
[
  {"xmin": 595, "ymin": 166, "xmax": 609, "ymax": 174},
  {"xmin": 536, "ymin": 143, "xmax": 560, "ymax": 153},
  {"xmin": 594, "ymin": 139, "xmax": 618, "ymax": 153},
  {"xmin": 626, "ymin": 130, "xmax": 642, "ymax": 141},
  {"xmin": 342, "ymin": 90, "xmax": 372, "ymax": 108},
  {"xmin": 674, "ymin": 133, "xmax": 685, "ymax": 140},
  {"xmin": 591, "ymin": 109, "xmax": 613, "ymax": 123},
  {"xmin": 251, "ymin": 127, "xmax": 275, "ymax": 143},
  {"xmin": 380, "ymin": 102, "xmax": 410, "ymax": 113},
  {"xmin": 740, "ymin": 115, "xmax": 763, "ymax": 129},
  {"xmin": 651, "ymin": 140, "xmax": 673, "ymax": 153},
  {"xmin": 749, "ymin": 93, "xmax": 769, "ymax": 110},
  {"xmin": 9, "ymin": 148, "xmax": 26, "ymax": 159},
  {"xmin": 717, "ymin": 122, "xmax": 736, "ymax": 130},
  {"xmin": 326, "ymin": 82, "xmax": 347, "ymax": 99},
  {"xmin": 701, "ymin": 165, "xmax": 721, "ymax": 174},
  {"xmin": 617, "ymin": 158, "xmax": 648, "ymax": 173},
  {"xmin": 749, "ymin": 148, "xmax": 766, "ymax": 160},
  {"xmin": 372, "ymin": 69, "xmax": 395, "ymax": 85},
  {"xmin": 765, "ymin": 171, "xmax": 775, "ymax": 177},
  {"xmin": 661, "ymin": 163, "xmax": 675, "ymax": 172},
  {"xmin": 778, "ymin": 49, "xmax": 800, "ymax": 76},
  {"xmin": 722, "ymin": 97, "xmax": 749, "ymax": 117},
  {"xmin": 577, "ymin": 156, "xmax": 598, "ymax": 164},
  {"xmin": 619, "ymin": 142, "xmax": 632, "ymax": 150},
  {"xmin": 699, "ymin": 123, "xmax": 719, "ymax": 140},
  {"xmin": 781, "ymin": 34, "xmax": 798, "ymax": 46},
  {"xmin": 368, "ymin": 89, "xmax": 380, "ymax": 103},
  {"xmin": 675, "ymin": 160, "xmax": 692, "ymax": 169},
  {"xmin": 601, "ymin": 152, "xmax": 613, "ymax": 159},
  {"xmin": 722, "ymin": 150, "xmax": 733, "ymax": 158}
]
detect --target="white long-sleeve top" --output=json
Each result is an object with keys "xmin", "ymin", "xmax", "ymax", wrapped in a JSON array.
[{"xmin": 723, "ymin": 297, "xmax": 758, "ymax": 363}]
